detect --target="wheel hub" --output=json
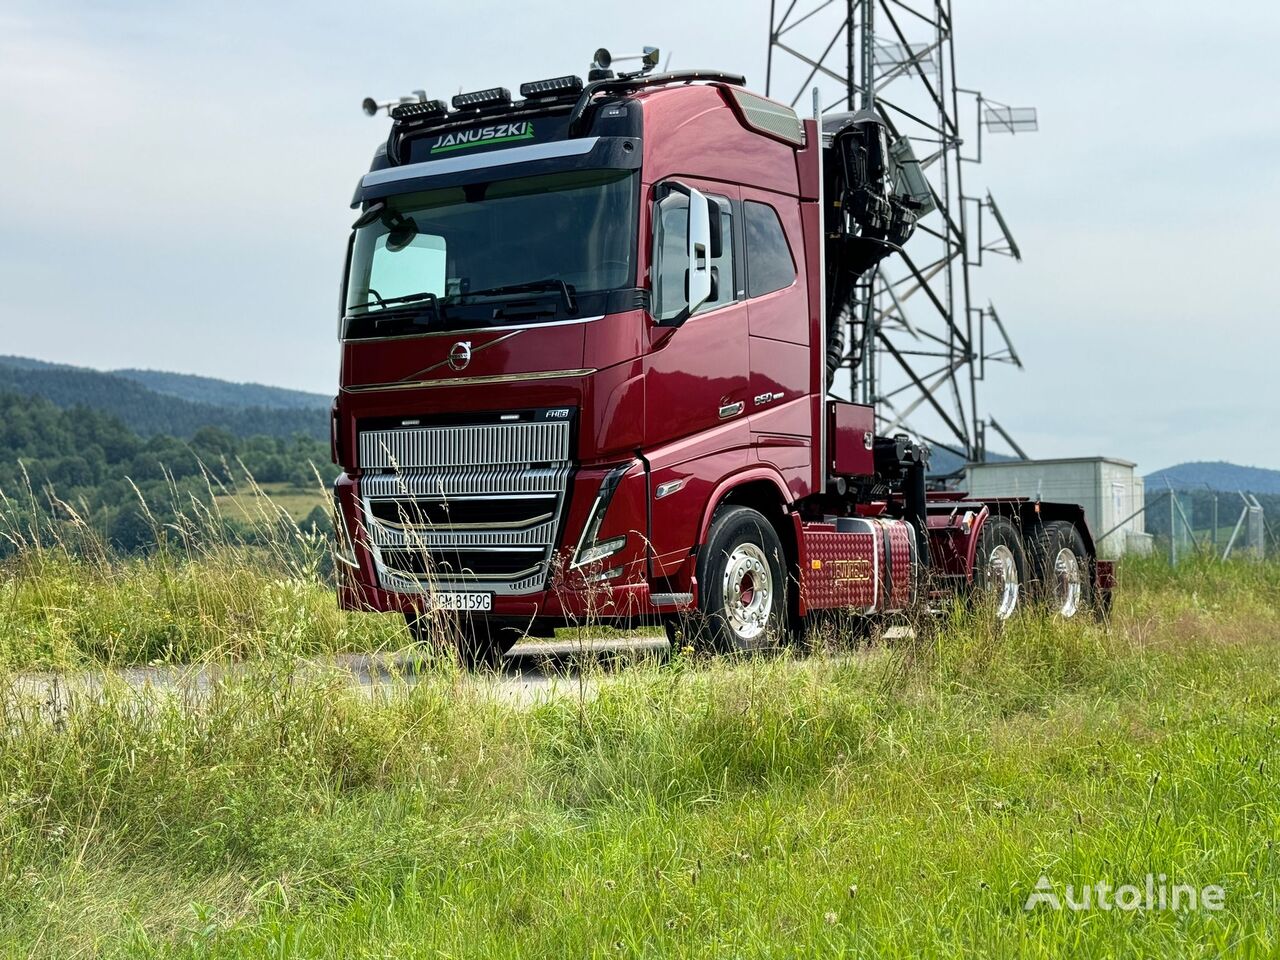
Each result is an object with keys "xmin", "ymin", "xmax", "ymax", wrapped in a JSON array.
[
  {"xmin": 986, "ymin": 543, "xmax": 1020, "ymax": 620},
  {"xmin": 722, "ymin": 543, "xmax": 773, "ymax": 641},
  {"xmin": 1052, "ymin": 547, "xmax": 1082, "ymax": 618}
]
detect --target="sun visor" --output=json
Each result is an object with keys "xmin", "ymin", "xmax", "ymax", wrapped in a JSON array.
[{"xmin": 351, "ymin": 136, "xmax": 641, "ymax": 207}]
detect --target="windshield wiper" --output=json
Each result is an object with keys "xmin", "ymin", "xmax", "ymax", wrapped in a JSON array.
[
  {"xmin": 459, "ymin": 279, "xmax": 578, "ymax": 315},
  {"xmin": 349, "ymin": 292, "xmax": 448, "ymax": 332},
  {"xmin": 353, "ymin": 290, "xmax": 445, "ymax": 313}
]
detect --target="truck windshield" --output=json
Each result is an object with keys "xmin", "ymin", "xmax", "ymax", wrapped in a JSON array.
[{"xmin": 344, "ymin": 169, "xmax": 636, "ymax": 336}]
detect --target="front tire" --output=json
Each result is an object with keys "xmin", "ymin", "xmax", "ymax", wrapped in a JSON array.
[
  {"xmin": 973, "ymin": 515, "xmax": 1029, "ymax": 620},
  {"xmin": 1028, "ymin": 521, "xmax": 1093, "ymax": 618},
  {"xmin": 695, "ymin": 506, "xmax": 788, "ymax": 654}
]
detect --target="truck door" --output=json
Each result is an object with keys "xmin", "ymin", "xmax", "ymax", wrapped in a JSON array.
[
  {"xmin": 644, "ymin": 183, "xmax": 747, "ymax": 445},
  {"xmin": 643, "ymin": 181, "xmax": 750, "ymax": 574},
  {"xmin": 742, "ymin": 191, "xmax": 813, "ymax": 499}
]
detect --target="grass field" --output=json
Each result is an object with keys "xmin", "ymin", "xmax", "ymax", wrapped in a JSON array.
[
  {"xmin": 212, "ymin": 481, "xmax": 327, "ymax": 525},
  {"xmin": 1, "ymin": 505, "xmax": 1278, "ymax": 956}
]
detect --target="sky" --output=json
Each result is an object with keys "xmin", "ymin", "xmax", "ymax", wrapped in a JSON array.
[{"xmin": 1, "ymin": 0, "xmax": 1277, "ymax": 471}]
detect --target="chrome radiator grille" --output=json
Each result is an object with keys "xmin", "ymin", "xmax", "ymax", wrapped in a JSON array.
[
  {"xmin": 360, "ymin": 421, "xmax": 569, "ymax": 471},
  {"xmin": 358, "ymin": 418, "xmax": 572, "ymax": 596}
]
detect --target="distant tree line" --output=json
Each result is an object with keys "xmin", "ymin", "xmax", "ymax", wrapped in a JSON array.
[
  {"xmin": 0, "ymin": 392, "xmax": 331, "ymax": 553},
  {"xmin": 0, "ymin": 366, "xmax": 327, "ymax": 441}
]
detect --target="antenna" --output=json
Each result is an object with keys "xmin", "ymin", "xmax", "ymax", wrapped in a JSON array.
[
  {"xmin": 982, "ymin": 104, "xmax": 1038, "ymax": 133},
  {"xmin": 983, "ymin": 193, "xmax": 1021, "ymax": 261},
  {"xmin": 766, "ymin": 0, "xmax": 1039, "ymax": 463}
]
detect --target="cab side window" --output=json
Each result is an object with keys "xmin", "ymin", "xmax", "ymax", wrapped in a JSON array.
[
  {"xmin": 698, "ymin": 197, "xmax": 735, "ymax": 315},
  {"xmin": 744, "ymin": 200, "xmax": 796, "ymax": 298},
  {"xmin": 653, "ymin": 192, "xmax": 736, "ymax": 320}
]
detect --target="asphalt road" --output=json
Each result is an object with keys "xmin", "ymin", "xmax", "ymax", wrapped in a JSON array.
[{"xmin": 5, "ymin": 635, "xmax": 674, "ymax": 721}]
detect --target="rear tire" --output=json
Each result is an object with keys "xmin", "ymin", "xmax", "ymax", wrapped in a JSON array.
[
  {"xmin": 1028, "ymin": 521, "xmax": 1093, "ymax": 618},
  {"xmin": 694, "ymin": 506, "xmax": 788, "ymax": 654},
  {"xmin": 973, "ymin": 515, "xmax": 1029, "ymax": 620},
  {"xmin": 405, "ymin": 612, "xmax": 516, "ymax": 669}
]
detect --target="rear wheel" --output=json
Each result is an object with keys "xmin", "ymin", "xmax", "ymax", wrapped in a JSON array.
[
  {"xmin": 1028, "ymin": 521, "xmax": 1093, "ymax": 618},
  {"xmin": 405, "ymin": 612, "xmax": 516, "ymax": 669},
  {"xmin": 694, "ymin": 506, "xmax": 788, "ymax": 654},
  {"xmin": 973, "ymin": 515, "xmax": 1029, "ymax": 620}
]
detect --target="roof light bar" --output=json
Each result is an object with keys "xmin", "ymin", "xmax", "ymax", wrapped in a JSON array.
[
  {"xmin": 520, "ymin": 75, "xmax": 584, "ymax": 99},
  {"xmin": 391, "ymin": 98, "xmax": 448, "ymax": 120},
  {"xmin": 452, "ymin": 87, "xmax": 511, "ymax": 111}
]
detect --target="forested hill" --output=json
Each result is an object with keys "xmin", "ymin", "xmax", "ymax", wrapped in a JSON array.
[
  {"xmin": 0, "ymin": 391, "xmax": 330, "ymax": 551},
  {"xmin": 927, "ymin": 446, "xmax": 1016, "ymax": 477},
  {"xmin": 112, "ymin": 368, "xmax": 328, "ymax": 411},
  {"xmin": 1145, "ymin": 460, "xmax": 1280, "ymax": 495},
  {"xmin": 0, "ymin": 357, "xmax": 326, "ymax": 441}
]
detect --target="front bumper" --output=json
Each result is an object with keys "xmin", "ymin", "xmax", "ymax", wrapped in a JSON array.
[{"xmin": 333, "ymin": 462, "xmax": 686, "ymax": 624}]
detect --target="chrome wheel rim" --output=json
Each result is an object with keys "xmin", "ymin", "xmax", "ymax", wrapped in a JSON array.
[
  {"xmin": 986, "ymin": 544, "xmax": 1020, "ymax": 620},
  {"xmin": 1052, "ymin": 547, "xmax": 1082, "ymax": 618},
  {"xmin": 722, "ymin": 543, "xmax": 773, "ymax": 642}
]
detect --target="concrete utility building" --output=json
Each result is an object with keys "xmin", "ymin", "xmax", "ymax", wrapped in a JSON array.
[{"xmin": 963, "ymin": 457, "xmax": 1150, "ymax": 559}]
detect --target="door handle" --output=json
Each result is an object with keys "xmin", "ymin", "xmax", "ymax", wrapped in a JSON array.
[{"xmin": 718, "ymin": 401, "xmax": 744, "ymax": 420}]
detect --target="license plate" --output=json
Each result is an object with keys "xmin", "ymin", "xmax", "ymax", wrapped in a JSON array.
[{"xmin": 428, "ymin": 592, "xmax": 493, "ymax": 612}]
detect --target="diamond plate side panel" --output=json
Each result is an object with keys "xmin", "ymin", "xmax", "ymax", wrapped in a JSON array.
[
  {"xmin": 799, "ymin": 527, "xmax": 879, "ymax": 612},
  {"xmin": 881, "ymin": 520, "xmax": 916, "ymax": 612}
]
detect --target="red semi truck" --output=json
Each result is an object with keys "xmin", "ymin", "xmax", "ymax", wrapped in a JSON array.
[{"xmin": 331, "ymin": 65, "xmax": 1113, "ymax": 662}]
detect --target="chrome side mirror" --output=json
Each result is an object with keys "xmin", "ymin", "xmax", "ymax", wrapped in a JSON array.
[{"xmin": 654, "ymin": 181, "xmax": 714, "ymax": 328}]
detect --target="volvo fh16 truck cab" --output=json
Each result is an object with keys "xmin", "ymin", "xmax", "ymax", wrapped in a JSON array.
[{"xmin": 332, "ymin": 61, "xmax": 1112, "ymax": 663}]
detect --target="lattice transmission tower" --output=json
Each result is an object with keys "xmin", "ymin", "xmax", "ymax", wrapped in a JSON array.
[{"xmin": 766, "ymin": 0, "xmax": 1036, "ymax": 466}]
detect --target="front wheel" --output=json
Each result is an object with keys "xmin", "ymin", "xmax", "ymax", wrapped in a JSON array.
[
  {"xmin": 1028, "ymin": 521, "xmax": 1093, "ymax": 618},
  {"xmin": 694, "ymin": 506, "xmax": 788, "ymax": 654}
]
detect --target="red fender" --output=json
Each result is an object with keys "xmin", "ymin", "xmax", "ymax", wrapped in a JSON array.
[{"xmin": 695, "ymin": 466, "xmax": 795, "ymax": 545}]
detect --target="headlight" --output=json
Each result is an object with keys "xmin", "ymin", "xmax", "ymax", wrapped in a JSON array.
[
  {"xmin": 571, "ymin": 462, "xmax": 634, "ymax": 568},
  {"xmin": 575, "ymin": 535, "xmax": 627, "ymax": 567}
]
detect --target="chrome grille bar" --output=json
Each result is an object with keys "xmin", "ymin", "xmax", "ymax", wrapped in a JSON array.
[
  {"xmin": 360, "ymin": 465, "xmax": 568, "ymax": 499},
  {"xmin": 359, "ymin": 421, "xmax": 569, "ymax": 470}
]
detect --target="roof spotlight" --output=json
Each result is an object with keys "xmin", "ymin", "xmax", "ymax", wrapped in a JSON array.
[
  {"xmin": 451, "ymin": 87, "xmax": 512, "ymax": 111},
  {"xmin": 391, "ymin": 98, "xmax": 448, "ymax": 120},
  {"xmin": 362, "ymin": 90, "xmax": 430, "ymax": 118},
  {"xmin": 520, "ymin": 75, "xmax": 584, "ymax": 99}
]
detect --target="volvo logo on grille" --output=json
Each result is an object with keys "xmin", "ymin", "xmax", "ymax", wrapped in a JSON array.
[{"xmin": 447, "ymin": 340, "xmax": 472, "ymax": 371}]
